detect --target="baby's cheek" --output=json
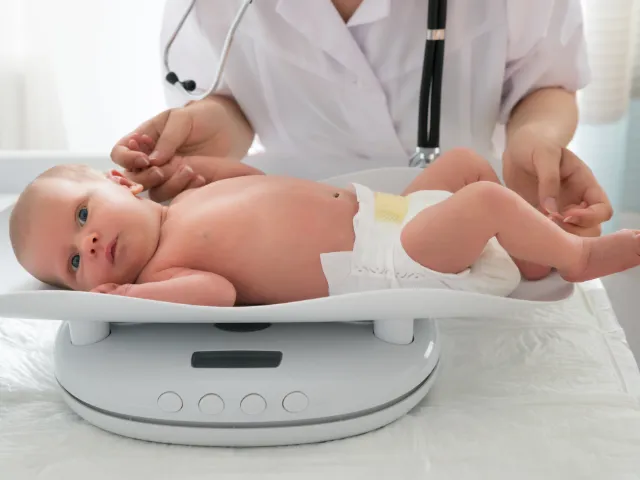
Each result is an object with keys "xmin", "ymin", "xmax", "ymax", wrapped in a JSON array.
[{"xmin": 79, "ymin": 267, "xmax": 110, "ymax": 292}]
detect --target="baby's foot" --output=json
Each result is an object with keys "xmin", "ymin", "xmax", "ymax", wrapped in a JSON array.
[{"xmin": 560, "ymin": 229, "xmax": 640, "ymax": 282}]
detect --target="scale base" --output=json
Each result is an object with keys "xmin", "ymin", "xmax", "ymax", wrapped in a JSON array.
[
  {"xmin": 54, "ymin": 319, "xmax": 441, "ymax": 447},
  {"xmin": 58, "ymin": 362, "xmax": 439, "ymax": 447}
]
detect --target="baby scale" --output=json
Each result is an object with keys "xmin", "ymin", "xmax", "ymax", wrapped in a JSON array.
[
  {"xmin": 0, "ymin": 157, "xmax": 575, "ymax": 447},
  {"xmin": 0, "ymin": 0, "xmax": 577, "ymax": 447}
]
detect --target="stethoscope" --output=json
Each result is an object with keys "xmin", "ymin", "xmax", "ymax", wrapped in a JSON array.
[{"xmin": 164, "ymin": 0, "xmax": 447, "ymax": 167}]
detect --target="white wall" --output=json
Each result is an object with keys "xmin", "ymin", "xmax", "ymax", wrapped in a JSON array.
[{"xmin": 0, "ymin": 0, "xmax": 168, "ymax": 152}]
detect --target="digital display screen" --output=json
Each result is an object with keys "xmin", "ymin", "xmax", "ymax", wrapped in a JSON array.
[{"xmin": 191, "ymin": 350, "xmax": 283, "ymax": 368}]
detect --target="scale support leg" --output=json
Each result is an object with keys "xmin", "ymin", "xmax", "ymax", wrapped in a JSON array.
[
  {"xmin": 68, "ymin": 321, "xmax": 110, "ymax": 345},
  {"xmin": 373, "ymin": 318, "xmax": 414, "ymax": 344}
]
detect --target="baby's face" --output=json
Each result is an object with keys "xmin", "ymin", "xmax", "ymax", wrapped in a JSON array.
[{"xmin": 21, "ymin": 174, "xmax": 162, "ymax": 291}]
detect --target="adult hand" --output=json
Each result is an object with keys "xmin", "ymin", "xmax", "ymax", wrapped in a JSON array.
[
  {"xmin": 122, "ymin": 150, "xmax": 263, "ymax": 202},
  {"xmin": 503, "ymin": 127, "xmax": 613, "ymax": 238},
  {"xmin": 110, "ymin": 96, "xmax": 255, "ymax": 201}
]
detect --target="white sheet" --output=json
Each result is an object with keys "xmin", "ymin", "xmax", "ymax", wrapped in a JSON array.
[{"xmin": 2, "ymin": 281, "xmax": 640, "ymax": 479}]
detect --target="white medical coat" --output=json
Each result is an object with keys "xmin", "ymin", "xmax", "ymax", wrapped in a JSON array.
[{"xmin": 160, "ymin": 0, "xmax": 591, "ymax": 180}]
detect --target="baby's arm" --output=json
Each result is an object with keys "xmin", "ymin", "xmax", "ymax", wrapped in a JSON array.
[{"xmin": 92, "ymin": 268, "xmax": 236, "ymax": 307}]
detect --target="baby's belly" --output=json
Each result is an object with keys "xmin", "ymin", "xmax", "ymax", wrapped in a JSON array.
[
  {"xmin": 181, "ymin": 185, "xmax": 359, "ymax": 304},
  {"xmin": 232, "ymin": 253, "xmax": 337, "ymax": 305},
  {"xmin": 232, "ymin": 207, "xmax": 357, "ymax": 303}
]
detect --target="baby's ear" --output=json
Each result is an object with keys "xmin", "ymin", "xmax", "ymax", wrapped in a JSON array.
[{"xmin": 106, "ymin": 170, "xmax": 144, "ymax": 195}]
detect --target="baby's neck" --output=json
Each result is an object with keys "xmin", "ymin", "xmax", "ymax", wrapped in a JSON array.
[{"xmin": 131, "ymin": 198, "xmax": 170, "ymax": 283}]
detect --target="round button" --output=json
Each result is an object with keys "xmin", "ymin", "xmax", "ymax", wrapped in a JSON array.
[
  {"xmin": 283, "ymin": 391, "xmax": 308, "ymax": 413},
  {"xmin": 241, "ymin": 394, "xmax": 266, "ymax": 415},
  {"xmin": 199, "ymin": 394, "xmax": 224, "ymax": 415},
  {"xmin": 157, "ymin": 391, "xmax": 182, "ymax": 412}
]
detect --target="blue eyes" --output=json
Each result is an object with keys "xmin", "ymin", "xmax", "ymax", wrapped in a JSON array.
[
  {"xmin": 78, "ymin": 207, "xmax": 88, "ymax": 225},
  {"xmin": 70, "ymin": 206, "xmax": 88, "ymax": 272}
]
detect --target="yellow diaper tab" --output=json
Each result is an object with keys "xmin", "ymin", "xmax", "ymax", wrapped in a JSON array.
[{"xmin": 373, "ymin": 192, "xmax": 409, "ymax": 224}]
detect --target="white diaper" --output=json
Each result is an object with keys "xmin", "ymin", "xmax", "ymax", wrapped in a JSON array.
[{"xmin": 319, "ymin": 183, "xmax": 521, "ymax": 297}]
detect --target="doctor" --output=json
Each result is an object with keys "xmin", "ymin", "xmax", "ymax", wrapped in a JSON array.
[{"xmin": 111, "ymin": 1, "xmax": 611, "ymax": 250}]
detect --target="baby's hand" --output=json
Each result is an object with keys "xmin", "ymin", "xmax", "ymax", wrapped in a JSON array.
[
  {"xmin": 91, "ymin": 283, "xmax": 133, "ymax": 297},
  {"xmin": 112, "ymin": 132, "xmax": 156, "ymax": 171}
]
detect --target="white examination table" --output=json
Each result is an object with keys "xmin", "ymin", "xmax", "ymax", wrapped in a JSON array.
[{"xmin": 1, "ymin": 152, "xmax": 640, "ymax": 479}]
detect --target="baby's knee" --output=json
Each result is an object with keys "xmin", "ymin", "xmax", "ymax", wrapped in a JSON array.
[
  {"xmin": 441, "ymin": 147, "xmax": 488, "ymax": 167},
  {"xmin": 462, "ymin": 181, "xmax": 514, "ymax": 209},
  {"xmin": 440, "ymin": 147, "xmax": 497, "ymax": 181}
]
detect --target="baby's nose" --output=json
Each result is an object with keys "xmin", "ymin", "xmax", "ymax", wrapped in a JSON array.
[{"xmin": 82, "ymin": 233, "xmax": 101, "ymax": 256}]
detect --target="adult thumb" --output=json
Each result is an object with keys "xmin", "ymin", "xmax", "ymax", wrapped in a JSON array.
[
  {"xmin": 532, "ymin": 145, "xmax": 562, "ymax": 214},
  {"xmin": 148, "ymin": 109, "xmax": 192, "ymax": 166}
]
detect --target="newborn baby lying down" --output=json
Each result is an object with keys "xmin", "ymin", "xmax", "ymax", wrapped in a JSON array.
[{"xmin": 8, "ymin": 149, "xmax": 640, "ymax": 307}]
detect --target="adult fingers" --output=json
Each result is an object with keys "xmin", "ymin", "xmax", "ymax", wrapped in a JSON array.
[
  {"xmin": 559, "ymin": 221, "xmax": 602, "ymax": 237},
  {"xmin": 560, "ymin": 149, "xmax": 612, "ymax": 225},
  {"xmin": 111, "ymin": 129, "xmax": 160, "ymax": 170},
  {"xmin": 580, "ymin": 183, "xmax": 614, "ymax": 226},
  {"xmin": 532, "ymin": 144, "xmax": 562, "ymax": 214},
  {"xmin": 111, "ymin": 110, "xmax": 172, "ymax": 168},
  {"xmin": 124, "ymin": 166, "xmax": 166, "ymax": 190},
  {"xmin": 111, "ymin": 144, "xmax": 151, "ymax": 170},
  {"xmin": 562, "ymin": 203, "xmax": 613, "ymax": 228},
  {"xmin": 186, "ymin": 175, "xmax": 207, "ymax": 190},
  {"xmin": 148, "ymin": 165, "xmax": 198, "ymax": 203},
  {"xmin": 147, "ymin": 108, "xmax": 193, "ymax": 167}
]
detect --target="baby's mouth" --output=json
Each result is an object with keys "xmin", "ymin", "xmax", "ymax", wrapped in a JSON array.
[{"xmin": 106, "ymin": 237, "xmax": 118, "ymax": 264}]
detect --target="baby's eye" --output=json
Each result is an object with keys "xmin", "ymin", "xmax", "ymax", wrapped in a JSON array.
[
  {"xmin": 77, "ymin": 207, "xmax": 88, "ymax": 225},
  {"xmin": 70, "ymin": 254, "xmax": 80, "ymax": 271}
]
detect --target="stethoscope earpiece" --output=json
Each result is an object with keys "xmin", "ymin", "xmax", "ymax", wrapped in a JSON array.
[
  {"xmin": 165, "ymin": 72, "xmax": 197, "ymax": 92},
  {"xmin": 181, "ymin": 80, "xmax": 197, "ymax": 92},
  {"xmin": 163, "ymin": 0, "xmax": 253, "ymax": 100}
]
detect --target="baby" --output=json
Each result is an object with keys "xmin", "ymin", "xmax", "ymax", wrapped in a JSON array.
[{"xmin": 9, "ymin": 148, "xmax": 640, "ymax": 307}]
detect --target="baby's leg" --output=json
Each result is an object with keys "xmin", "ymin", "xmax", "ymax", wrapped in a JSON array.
[
  {"xmin": 402, "ymin": 147, "xmax": 500, "ymax": 195},
  {"xmin": 401, "ymin": 147, "xmax": 552, "ymax": 280},
  {"xmin": 400, "ymin": 181, "xmax": 640, "ymax": 282}
]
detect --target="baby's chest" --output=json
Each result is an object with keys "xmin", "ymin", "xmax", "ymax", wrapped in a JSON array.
[{"xmin": 153, "ymin": 214, "xmax": 246, "ymax": 272}]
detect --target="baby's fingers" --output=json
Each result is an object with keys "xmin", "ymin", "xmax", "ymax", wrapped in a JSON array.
[
  {"xmin": 139, "ymin": 134, "xmax": 155, "ymax": 154},
  {"xmin": 111, "ymin": 284, "xmax": 133, "ymax": 296},
  {"xmin": 128, "ymin": 138, "xmax": 142, "ymax": 153},
  {"xmin": 111, "ymin": 144, "xmax": 150, "ymax": 170},
  {"xmin": 91, "ymin": 283, "xmax": 119, "ymax": 294},
  {"xmin": 128, "ymin": 133, "xmax": 155, "ymax": 155},
  {"xmin": 125, "ymin": 166, "xmax": 165, "ymax": 190}
]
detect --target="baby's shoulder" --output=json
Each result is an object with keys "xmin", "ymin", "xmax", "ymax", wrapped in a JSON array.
[{"xmin": 169, "ymin": 188, "xmax": 198, "ymax": 206}]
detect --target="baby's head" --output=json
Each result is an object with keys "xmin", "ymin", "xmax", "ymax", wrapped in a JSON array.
[{"xmin": 9, "ymin": 164, "xmax": 163, "ymax": 291}]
